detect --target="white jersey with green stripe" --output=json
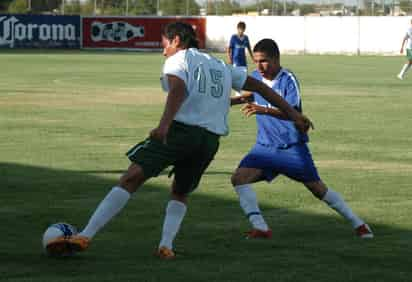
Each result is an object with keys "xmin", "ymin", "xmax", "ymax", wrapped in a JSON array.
[
  {"xmin": 406, "ymin": 27, "xmax": 412, "ymax": 49},
  {"xmin": 161, "ymin": 48, "xmax": 247, "ymax": 136}
]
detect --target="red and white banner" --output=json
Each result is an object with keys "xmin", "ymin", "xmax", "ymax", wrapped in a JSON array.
[{"xmin": 82, "ymin": 16, "xmax": 206, "ymax": 50}]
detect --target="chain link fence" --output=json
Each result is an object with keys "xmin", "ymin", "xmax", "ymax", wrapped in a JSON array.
[{"xmin": 2, "ymin": 0, "xmax": 412, "ymax": 16}]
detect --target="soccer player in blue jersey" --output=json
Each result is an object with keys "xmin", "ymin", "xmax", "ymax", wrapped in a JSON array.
[
  {"xmin": 231, "ymin": 39, "xmax": 373, "ymax": 239},
  {"xmin": 228, "ymin": 22, "xmax": 253, "ymax": 96},
  {"xmin": 227, "ymin": 21, "xmax": 253, "ymax": 70}
]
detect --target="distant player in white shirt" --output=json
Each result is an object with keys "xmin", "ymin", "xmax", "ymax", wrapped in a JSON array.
[
  {"xmin": 397, "ymin": 19, "xmax": 412, "ymax": 80},
  {"xmin": 46, "ymin": 22, "xmax": 313, "ymax": 259}
]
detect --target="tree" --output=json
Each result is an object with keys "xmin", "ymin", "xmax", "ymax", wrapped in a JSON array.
[
  {"xmin": 7, "ymin": 0, "xmax": 28, "ymax": 13},
  {"xmin": 83, "ymin": 0, "xmax": 158, "ymax": 16},
  {"xmin": 160, "ymin": 0, "xmax": 200, "ymax": 16},
  {"xmin": 128, "ymin": 0, "xmax": 157, "ymax": 15},
  {"xmin": 64, "ymin": 0, "xmax": 82, "ymax": 14},
  {"xmin": 300, "ymin": 4, "xmax": 316, "ymax": 15},
  {"xmin": 31, "ymin": 0, "xmax": 61, "ymax": 13},
  {"xmin": 0, "ymin": 0, "xmax": 13, "ymax": 12},
  {"xmin": 399, "ymin": 0, "xmax": 412, "ymax": 14},
  {"xmin": 206, "ymin": 0, "xmax": 241, "ymax": 15}
]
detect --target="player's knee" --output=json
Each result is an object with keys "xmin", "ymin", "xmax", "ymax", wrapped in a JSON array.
[
  {"xmin": 171, "ymin": 190, "xmax": 188, "ymax": 204},
  {"xmin": 304, "ymin": 181, "xmax": 327, "ymax": 199},
  {"xmin": 119, "ymin": 165, "xmax": 146, "ymax": 193},
  {"xmin": 231, "ymin": 172, "xmax": 243, "ymax": 186}
]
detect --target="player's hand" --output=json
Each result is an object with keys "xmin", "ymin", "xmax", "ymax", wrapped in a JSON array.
[
  {"xmin": 239, "ymin": 94, "xmax": 254, "ymax": 104},
  {"xmin": 150, "ymin": 125, "xmax": 169, "ymax": 144},
  {"xmin": 241, "ymin": 103, "xmax": 266, "ymax": 117},
  {"xmin": 294, "ymin": 115, "xmax": 314, "ymax": 133},
  {"xmin": 400, "ymin": 48, "xmax": 404, "ymax": 54}
]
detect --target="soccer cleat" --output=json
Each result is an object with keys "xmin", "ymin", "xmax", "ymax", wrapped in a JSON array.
[
  {"xmin": 355, "ymin": 224, "xmax": 374, "ymax": 239},
  {"xmin": 46, "ymin": 235, "xmax": 90, "ymax": 255},
  {"xmin": 66, "ymin": 235, "xmax": 90, "ymax": 251},
  {"xmin": 246, "ymin": 229, "xmax": 273, "ymax": 239},
  {"xmin": 46, "ymin": 237, "xmax": 75, "ymax": 257},
  {"xmin": 397, "ymin": 74, "xmax": 404, "ymax": 80},
  {"xmin": 156, "ymin": 246, "xmax": 176, "ymax": 259}
]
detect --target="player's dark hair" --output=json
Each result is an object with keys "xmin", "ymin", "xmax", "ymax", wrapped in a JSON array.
[
  {"xmin": 162, "ymin": 22, "xmax": 199, "ymax": 49},
  {"xmin": 253, "ymin": 38, "xmax": 280, "ymax": 60},
  {"xmin": 237, "ymin": 21, "xmax": 246, "ymax": 30}
]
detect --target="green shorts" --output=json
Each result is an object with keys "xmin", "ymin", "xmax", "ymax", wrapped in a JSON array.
[
  {"xmin": 407, "ymin": 49, "xmax": 412, "ymax": 60},
  {"xmin": 126, "ymin": 121, "xmax": 220, "ymax": 195}
]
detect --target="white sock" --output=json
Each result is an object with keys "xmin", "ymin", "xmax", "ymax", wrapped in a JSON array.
[
  {"xmin": 235, "ymin": 184, "xmax": 269, "ymax": 231},
  {"xmin": 399, "ymin": 64, "xmax": 411, "ymax": 77},
  {"xmin": 159, "ymin": 200, "xmax": 187, "ymax": 250},
  {"xmin": 80, "ymin": 186, "xmax": 131, "ymax": 239},
  {"xmin": 322, "ymin": 188, "xmax": 363, "ymax": 228}
]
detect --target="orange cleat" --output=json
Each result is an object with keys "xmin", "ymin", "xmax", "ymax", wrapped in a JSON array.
[
  {"xmin": 355, "ymin": 224, "xmax": 374, "ymax": 239},
  {"xmin": 156, "ymin": 246, "xmax": 176, "ymax": 259},
  {"xmin": 246, "ymin": 229, "xmax": 273, "ymax": 239},
  {"xmin": 46, "ymin": 235, "xmax": 90, "ymax": 256}
]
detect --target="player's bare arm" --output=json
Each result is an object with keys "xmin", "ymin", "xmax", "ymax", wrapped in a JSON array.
[
  {"xmin": 247, "ymin": 46, "xmax": 254, "ymax": 62},
  {"xmin": 401, "ymin": 36, "xmax": 407, "ymax": 53},
  {"xmin": 242, "ymin": 76, "xmax": 314, "ymax": 133},
  {"xmin": 241, "ymin": 103, "xmax": 289, "ymax": 120},
  {"xmin": 230, "ymin": 91, "xmax": 254, "ymax": 106},
  {"xmin": 150, "ymin": 74, "xmax": 186, "ymax": 144},
  {"xmin": 227, "ymin": 46, "xmax": 233, "ymax": 64}
]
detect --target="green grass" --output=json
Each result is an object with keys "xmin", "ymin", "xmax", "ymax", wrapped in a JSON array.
[{"xmin": 1, "ymin": 50, "xmax": 412, "ymax": 282}]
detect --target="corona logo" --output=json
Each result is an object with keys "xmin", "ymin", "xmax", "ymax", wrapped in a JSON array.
[{"xmin": 0, "ymin": 16, "xmax": 76, "ymax": 47}]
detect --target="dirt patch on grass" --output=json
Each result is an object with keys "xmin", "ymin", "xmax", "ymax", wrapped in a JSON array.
[
  {"xmin": 317, "ymin": 159, "xmax": 412, "ymax": 173},
  {"xmin": 0, "ymin": 88, "xmax": 165, "ymax": 108}
]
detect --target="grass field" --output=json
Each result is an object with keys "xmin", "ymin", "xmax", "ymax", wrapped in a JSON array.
[{"xmin": 1, "ymin": 50, "xmax": 412, "ymax": 282}]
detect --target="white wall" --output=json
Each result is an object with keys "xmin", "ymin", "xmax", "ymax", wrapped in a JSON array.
[{"xmin": 206, "ymin": 16, "xmax": 411, "ymax": 55}]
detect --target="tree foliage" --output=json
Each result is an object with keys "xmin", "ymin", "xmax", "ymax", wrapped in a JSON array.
[
  {"xmin": 0, "ymin": 0, "xmax": 13, "ymax": 12},
  {"xmin": 7, "ymin": 0, "xmax": 28, "ymax": 13},
  {"xmin": 400, "ymin": 0, "xmax": 412, "ymax": 13}
]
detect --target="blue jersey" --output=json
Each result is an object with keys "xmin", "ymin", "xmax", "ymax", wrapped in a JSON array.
[
  {"xmin": 229, "ymin": 34, "xmax": 250, "ymax": 67},
  {"xmin": 251, "ymin": 68, "xmax": 308, "ymax": 148}
]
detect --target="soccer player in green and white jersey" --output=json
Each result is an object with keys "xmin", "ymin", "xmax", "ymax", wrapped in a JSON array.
[
  {"xmin": 46, "ymin": 22, "xmax": 312, "ymax": 259},
  {"xmin": 398, "ymin": 19, "xmax": 412, "ymax": 80}
]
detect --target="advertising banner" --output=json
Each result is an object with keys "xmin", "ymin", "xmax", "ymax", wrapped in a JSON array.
[
  {"xmin": 0, "ymin": 14, "xmax": 80, "ymax": 48},
  {"xmin": 82, "ymin": 17, "xmax": 206, "ymax": 50}
]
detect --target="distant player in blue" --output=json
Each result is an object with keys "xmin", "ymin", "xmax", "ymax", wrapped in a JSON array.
[
  {"xmin": 228, "ymin": 22, "xmax": 253, "ymax": 96},
  {"xmin": 230, "ymin": 39, "xmax": 373, "ymax": 239},
  {"xmin": 227, "ymin": 21, "xmax": 253, "ymax": 68}
]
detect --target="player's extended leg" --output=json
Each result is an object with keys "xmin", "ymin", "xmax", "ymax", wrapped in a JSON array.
[
  {"xmin": 157, "ymin": 181, "xmax": 188, "ymax": 259},
  {"xmin": 303, "ymin": 180, "xmax": 373, "ymax": 238},
  {"xmin": 231, "ymin": 168, "xmax": 272, "ymax": 238},
  {"xmin": 46, "ymin": 163, "xmax": 148, "ymax": 254},
  {"xmin": 157, "ymin": 131, "xmax": 220, "ymax": 258},
  {"xmin": 398, "ymin": 58, "xmax": 412, "ymax": 80},
  {"xmin": 78, "ymin": 163, "xmax": 147, "ymax": 238}
]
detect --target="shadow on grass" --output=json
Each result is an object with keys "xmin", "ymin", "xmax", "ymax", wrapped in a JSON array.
[
  {"xmin": 1, "ymin": 162, "xmax": 411, "ymax": 282},
  {"xmin": 79, "ymin": 169, "xmax": 233, "ymax": 176}
]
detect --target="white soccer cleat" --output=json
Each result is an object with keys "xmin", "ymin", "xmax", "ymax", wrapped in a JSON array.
[{"xmin": 397, "ymin": 74, "xmax": 404, "ymax": 80}]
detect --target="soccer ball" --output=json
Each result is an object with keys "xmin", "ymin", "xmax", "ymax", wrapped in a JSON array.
[{"xmin": 42, "ymin": 223, "xmax": 77, "ymax": 256}]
